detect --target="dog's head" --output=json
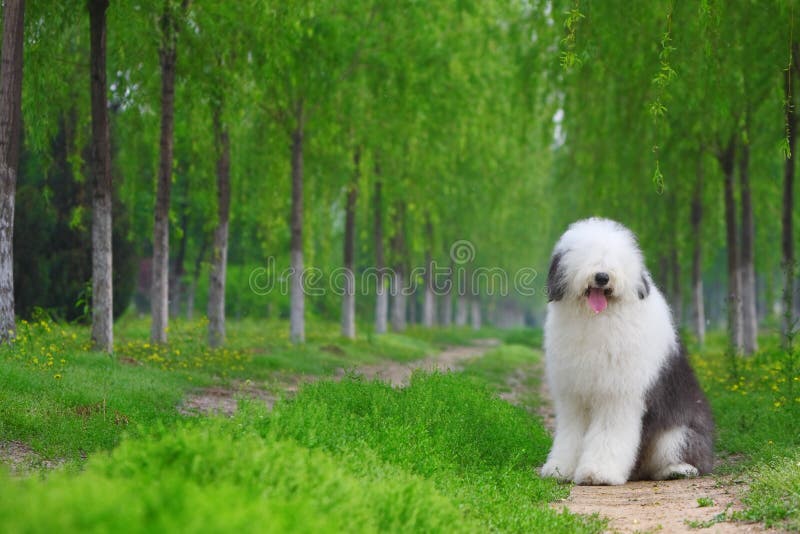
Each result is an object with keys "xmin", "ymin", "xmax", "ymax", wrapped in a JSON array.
[{"xmin": 546, "ymin": 218, "xmax": 650, "ymax": 313}]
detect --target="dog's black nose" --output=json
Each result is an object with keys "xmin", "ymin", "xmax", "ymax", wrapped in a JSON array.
[{"xmin": 594, "ymin": 272, "xmax": 610, "ymax": 286}]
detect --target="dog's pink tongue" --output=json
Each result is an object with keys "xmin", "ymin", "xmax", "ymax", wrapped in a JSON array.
[{"xmin": 588, "ymin": 288, "xmax": 607, "ymax": 314}]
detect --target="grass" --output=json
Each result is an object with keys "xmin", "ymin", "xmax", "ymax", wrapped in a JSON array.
[
  {"xmin": 0, "ymin": 322, "xmax": 603, "ymax": 532},
  {"xmin": 3, "ymin": 313, "xmax": 800, "ymax": 531},
  {"xmin": 687, "ymin": 330, "xmax": 800, "ymax": 530}
]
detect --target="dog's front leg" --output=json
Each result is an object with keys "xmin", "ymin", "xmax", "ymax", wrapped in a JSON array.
[
  {"xmin": 541, "ymin": 398, "xmax": 586, "ymax": 482},
  {"xmin": 573, "ymin": 398, "xmax": 643, "ymax": 485}
]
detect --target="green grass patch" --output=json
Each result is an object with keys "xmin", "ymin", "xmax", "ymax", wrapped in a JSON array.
[
  {"xmin": 0, "ymin": 369, "xmax": 602, "ymax": 533},
  {"xmin": 690, "ymin": 331, "xmax": 800, "ymax": 531}
]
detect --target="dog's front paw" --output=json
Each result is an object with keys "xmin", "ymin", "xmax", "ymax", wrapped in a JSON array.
[
  {"xmin": 573, "ymin": 466, "xmax": 627, "ymax": 486},
  {"xmin": 540, "ymin": 460, "xmax": 574, "ymax": 482}
]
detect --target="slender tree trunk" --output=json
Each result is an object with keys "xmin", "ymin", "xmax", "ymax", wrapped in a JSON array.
[
  {"xmin": 719, "ymin": 138, "xmax": 743, "ymax": 352},
  {"xmin": 422, "ymin": 216, "xmax": 435, "ymax": 327},
  {"xmin": 470, "ymin": 297, "xmax": 481, "ymax": 330},
  {"xmin": 670, "ymin": 245, "xmax": 682, "ymax": 327},
  {"xmin": 88, "ymin": 0, "xmax": 113, "ymax": 352},
  {"xmin": 739, "ymin": 138, "xmax": 758, "ymax": 354},
  {"xmin": 151, "ymin": 0, "xmax": 181, "ymax": 343},
  {"xmin": 783, "ymin": 50, "xmax": 798, "ymax": 348},
  {"xmin": 186, "ymin": 236, "xmax": 207, "ymax": 320},
  {"xmin": 455, "ymin": 294, "xmax": 468, "ymax": 326},
  {"xmin": 690, "ymin": 165, "xmax": 706, "ymax": 345},
  {"xmin": 390, "ymin": 201, "xmax": 407, "ymax": 332},
  {"xmin": 289, "ymin": 100, "xmax": 305, "ymax": 343},
  {"xmin": 373, "ymin": 174, "xmax": 388, "ymax": 334},
  {"xmin": 0, "ymin": 0, "xmax": 24, "ymax": 343},
  {"xmin": 169, "ymin": 205, "xmax": 188, "ymax": 318},
  {"xmin": 341, "ymin": 148, "xmax": 358, "ymax": 340},
  {"xmin": 208, "ymin": 106, "xmax": 230, "ymax": 348},
  {"xmin": 441, "ymin": 288, "xmax": 452, "ymax": 326},
  {"xmin": 391, "ymin": 270, "xmax": 406, "ymax": 332}
]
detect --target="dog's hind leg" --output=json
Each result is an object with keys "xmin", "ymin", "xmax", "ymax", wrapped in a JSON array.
[{"xmin": 640, "ymin": 426, "xmax": 701, "ymax": 480}]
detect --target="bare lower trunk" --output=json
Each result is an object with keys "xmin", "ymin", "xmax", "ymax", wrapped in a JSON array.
[
  {"xmin": 739, "ymin": 139, "xmax": 757, "ymax": 354},
  {"xmin": 783, "ymin": 52, "xmax": 798, "ymax": 348},
  {"xmin": 422, "ymin": 217, "xmax": 435, "ymax": 327},
  {"xmin": 208, "ymin": 108, "xmax": 230, "ymax": 348},
  {"xmin": 373, "ymin": 175, "xmax": 388, "ymax": 334},
  {"xmin": 151, "ymin": 2, "xmax": 180, "ymax": 344},
  {"xmin": 470, "ymin": 297, "xmax": 481, "ymax": 330},
  {"xmin": 389, "ymin": 201, "xmax": 406, "ymax": 332},
  {"xmin": 670, "ymin": 246, "xmax": 682, "ymax": 327},
  {"xmin": 89, "ymin": 0, "xmax": 113, "ymax": 352},
  {"xmin": 441, "ymin": 290, "xmax": 452, "ymax": 326},
  {"xmin": 455, "ymin": 294, "xmax": 468, "ymax": 326},
  {"xmin": 690, "ymin": 168, "xmax": 705, "ymax": 345},
  {"xmin": 0, "ymin": 0, "xmax": 24, "ymax": 343},
  {"xmin": 391, "ymin": 269, "xmax": 406, "ymax": 332},
  {"xmin": 169, "ymin": 206, "xmax": 188, "ymax": 318},
  {"xmin": 341, "ymin": 149, "xmax": 358, "ymax": 340},
  {"xmin": 289, "ymin": 101, "xmax": 305, "ymax": 343},
  {"xmin": 720, "ymin": 138, "xmax": 743, "ymax": 352},
  {"xmin": 186, "ymin": 237, "xmax": 206, "ymax": 320}
]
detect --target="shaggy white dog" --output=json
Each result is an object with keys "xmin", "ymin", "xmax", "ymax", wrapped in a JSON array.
[{"xmin": 541, "ymin": 218, "xmax": 714, "ymax": 485}]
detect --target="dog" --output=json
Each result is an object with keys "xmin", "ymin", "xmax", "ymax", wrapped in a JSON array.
[{"xmin": 540, "ymin": 218, "xmax": 714, "ymax": 485}]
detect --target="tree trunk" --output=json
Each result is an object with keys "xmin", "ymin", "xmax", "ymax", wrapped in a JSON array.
[
  {"xmin": 739, "ymin": 138, "xmax": 758, "ymax": 354},
  {"xmin": 441, "ymin": 288, "xmax": 452, "ymax": 326},
  {"xmin": 719, "ymin": 138, "xmax": 743, "ymax": 352},
  {"xmin": 0, "ymin": 0, "xmax": 24, "ymax": 343},
  {"xmin": 88, "ymin": 0, "xmax": 113, "ymax": 352},
  {"xmin": 186, "ymin": 236, "xmax": 206, "ymax": 320},
  {"xmin": 373, "ymin": 174, "xmax": 388, "ymax": 334},
  {"xmin": 455, "ymin": 294, "xmax": 468, "ymax": 326},
  {"xmin": 690, "ymin": 165, "xmax": 706, "ymax": 345},
  {"xmin": 422, "ymin": 216, "xmax": 435, "ymax": 327},
  {"xmin": 208, "ymin": 105, "xmax": 230, "ymax": 348},
  {"xmin": 470, "ymin": 297, "xmax": 481, "ymax": 330},
  {"xmin": 341, "ymin": 148, "xmax": 358, "ymax": 340},
  {"xmin": 389, "ymin": 201, "xmax": 407, "ymax": 332},
  {"xmin": 289, "ymin": 100, "xmax": 305, "ymax": 343},
  {"xmin": 151, "ymin": 0, "xmax": 181, "ymax": 343},
  {"xmin": 670, "ymin": 245, "xmax": 682, "ymax": 327},
  {"xmin": 169, "ymin": 204, "xmax": 188, "ymax": 318},
  {"xmin": 783, "ymin": 49, "xmax": 798, "ymax": 348},
  {"xmin": 391, "ymin": 269, "xmax": 406, "ymax": 332}
]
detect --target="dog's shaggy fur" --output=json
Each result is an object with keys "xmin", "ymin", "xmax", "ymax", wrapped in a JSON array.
[{"xmin": 541, "ymin": 218, "xmax": 714, "ymax": 485}]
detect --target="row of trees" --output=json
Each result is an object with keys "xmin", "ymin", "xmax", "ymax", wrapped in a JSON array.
[
  {"xmin": 550, "ymin": 0, "xmax": 799, "ymax": 354},
  {"xmin": 1, "ymin": 1, "xmax": 798, "ymax": 355},
  {"xmin": 0, "ymin": 0, "xmax": 558, "ymax": 350}
]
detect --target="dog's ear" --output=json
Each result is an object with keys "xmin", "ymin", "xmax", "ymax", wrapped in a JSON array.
[
  {"xmin": 547, "ymin": 251, "xmax": 566, "ymax": 302},
  {"xmin": 637, "ymin": 272, "xmax": 650, "ymax": 300}
]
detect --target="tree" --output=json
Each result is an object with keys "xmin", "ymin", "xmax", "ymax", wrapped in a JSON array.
[
  {"xmin": 373, "ymin": 171, "xmax": 388, "ymax": 334},
  {"xmin": 783, "ymin": 42, "xmax": 798, "ymax": 347},
  {"xmin": 208, "ymin": 101, "xmax": 230, "ymax": 347},
  {"xmin": 340, "ymin": 147, "xmax": 358, "ymax": 339},
  {"xmin": 88, "ymin": 0, "xmax": 113, "ymax": 353},
  {"xmin": 0, "ymin": 0, "xmax": 25, "ymax": 343},
  {"xmin": 151, "ymin": 0, "xmax": 187, "ymax": 343}
]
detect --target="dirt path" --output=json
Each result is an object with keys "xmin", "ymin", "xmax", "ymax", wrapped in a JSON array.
[
  {"xmin": 535, "ymin": 373, "xmax": 770, "ymax": 533},
  {"xmin": 178, "ymin": 338, "xmax": 500, "ymax": 416}
]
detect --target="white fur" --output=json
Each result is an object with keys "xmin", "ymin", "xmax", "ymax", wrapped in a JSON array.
[{"xmin": 541, "ymin": 218, "xmax": 679, "ymax": 485}]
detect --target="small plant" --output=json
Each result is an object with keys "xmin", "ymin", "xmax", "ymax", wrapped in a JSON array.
[{"xmin": 697, "ymin": 496, "xmax": 714, "ymax": 507}]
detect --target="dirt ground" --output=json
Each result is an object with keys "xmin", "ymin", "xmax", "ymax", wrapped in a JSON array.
[{"xmin": 178, "ymin": 338, "xmax": 501, "ymax": 416}]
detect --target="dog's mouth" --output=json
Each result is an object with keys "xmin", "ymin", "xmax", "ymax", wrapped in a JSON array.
[{"xmin": 584, "ymin": 286, "xmax": 613, "ymax": 314}]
